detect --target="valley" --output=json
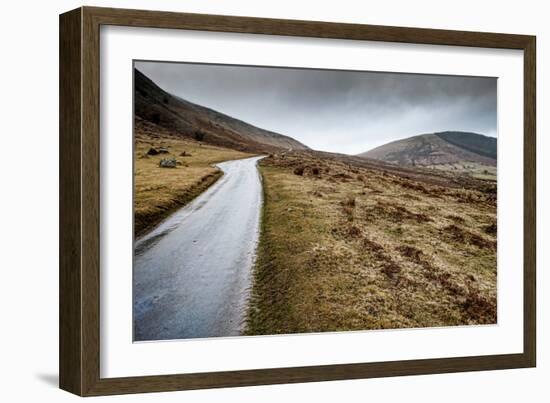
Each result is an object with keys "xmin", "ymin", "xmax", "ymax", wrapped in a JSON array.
[{"xmin": 133, "ymin": 67, "xmax": 498, "ymax": 339}]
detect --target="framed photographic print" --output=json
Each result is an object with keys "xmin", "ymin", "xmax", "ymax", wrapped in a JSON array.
[{"xmin": 59, "ymin": 6, "xmax": 536, "ymax": 396}]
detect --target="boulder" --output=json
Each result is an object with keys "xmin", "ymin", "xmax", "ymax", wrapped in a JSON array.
[
  {"xmin": 159, "ymin": 158, "xmax": 178, "ymax": 168},
  {"xmin": 147, "ymin": 147, "xmax": 159, "ymax": 156}
]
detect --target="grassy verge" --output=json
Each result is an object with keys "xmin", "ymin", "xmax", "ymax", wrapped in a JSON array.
[
  {"xmin": 134, "ymin": 135, "xmax": 252, "ymax": 237},
  {"xmin": 245, "ymin": 152, "xmax": 496, "ymax": 335}
]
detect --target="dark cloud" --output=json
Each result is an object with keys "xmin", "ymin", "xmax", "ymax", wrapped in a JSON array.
[{"xmin": 135, "ymin": 61, "xmax": 497, "ymax": 154}]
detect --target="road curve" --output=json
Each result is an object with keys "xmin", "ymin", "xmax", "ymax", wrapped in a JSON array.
[{"xmin": 133, "ymin": 156, "xmax": 264, "ymax": 341}]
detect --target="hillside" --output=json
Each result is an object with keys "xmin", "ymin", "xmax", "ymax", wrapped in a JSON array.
[
  {"xmin": 435, "ymin": 131, "xmax": 497, "ymax": 160},
  {"xmin": 358, "ymin": 131, "xmax": 496, "ymax": 167},
  {"xmin": 134, "ymin": 69, "xmax": 308, "ymax": 153}
]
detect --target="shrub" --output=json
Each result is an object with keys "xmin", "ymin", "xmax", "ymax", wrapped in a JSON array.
[
  {"xmin": 150, "ymin": 113, "xmax": 161, "ymax": 124},
  {"xmin": 347, "ymin": 225, "xmax": 362, "ymax": 238},
  {"xmin": 194, "ymin": 130, "xmax": 205, "ymax": 141},
  {"xmin": 484, "ymin": 222, "xmax": 497, "ymax": 235},
  {"xmin": 293, "ymin": 166, "xmax": 305, "ymax": 176}
]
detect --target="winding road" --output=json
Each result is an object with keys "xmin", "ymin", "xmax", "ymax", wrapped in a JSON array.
[{"xmin": 133, "ymin": 156, "xmax": 264, "ymax": 341}]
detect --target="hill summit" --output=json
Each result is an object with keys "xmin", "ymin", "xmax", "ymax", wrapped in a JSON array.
[{"xmin": 359, "ymin": 131, "xmax": 496, "ymax": 168}]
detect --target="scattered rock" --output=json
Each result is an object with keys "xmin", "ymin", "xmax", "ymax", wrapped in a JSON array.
[
  {"xmin": 158, "ymin": 147, "xmax": 169, "ymax": 154},
  {"xmin": 147, "ymin": 147, "xmax": 159, "ymax": 156},
  {"xmin": 159, "ymin": 157, "xmax": 178, "ymax": 168},
  {"xmin": 179, "ymin": 151, "xmax": 192, "ymax": 157}
]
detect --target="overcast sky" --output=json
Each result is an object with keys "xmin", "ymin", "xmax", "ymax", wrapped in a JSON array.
[{"xmin": 135, "ymin": 61, "xmax": 497, "ymax": 155}]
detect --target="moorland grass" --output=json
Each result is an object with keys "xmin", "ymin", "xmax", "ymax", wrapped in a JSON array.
[
  {"xmin": 134, "ymin": 135, "xmax": 251, "ymax": 236},
  {"xmin": 246, "ymin": 152, "xmax": 497, "ymax": 335}
]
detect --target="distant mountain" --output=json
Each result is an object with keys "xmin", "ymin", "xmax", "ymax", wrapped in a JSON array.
[
  {"xmin": 134, "ymin": 69, "xmax": 308, "ymax": 153},
  {"xmin": 358, "ymin": 131, "xmax": 496, "ymax": 167}
]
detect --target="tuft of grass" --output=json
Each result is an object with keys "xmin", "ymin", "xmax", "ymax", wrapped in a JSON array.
[
  {"xmin": 484, "ymin": 222, "xmax": 497, "ymax": 235},
  {"xmin": 442, "ymin": 224, "xmax": 496, "ymax": 250},
  {"xmin": 293, "ymin": 166, "xmax": 305, "ymax": 176},
  {"xmin": 341, "ymin": 196, "xmax": 356, "ymax": 222},
  {"xmin": 396, "ymin": 245, "xmax": 424, "ymax": 262},
  {"xmin": 347, "ymin": 225, "xmax": 362, "ymax": 238},
  {"xmin": 381, "ymin": 262, "xmax": 402, "ymax": 279},
  {"xmin": 446, "ymin": 214, "xmax": 466, "ymax": 223},
  {"xmin": 461, "ymin": 288, "xmax": 497, "ymax": 323},
  {"xmin": 342, "ymin": 196, "xmax": 356, "ymax": 207}
]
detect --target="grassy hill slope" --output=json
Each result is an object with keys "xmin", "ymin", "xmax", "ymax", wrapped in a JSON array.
[
  {"xmin": 359, "ymin": 131, "xmax": 497, "ymax": 181},
  {"xmin": 135, "ymin": 69, "xmax": 308, "ymax": 153}
]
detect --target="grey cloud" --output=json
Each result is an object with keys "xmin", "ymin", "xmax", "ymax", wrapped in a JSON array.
[{"xmin": 135, "ymin": 61, "xmax": 497, "ymax": 154}]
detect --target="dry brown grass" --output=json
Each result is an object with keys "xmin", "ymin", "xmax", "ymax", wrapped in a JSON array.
[
  {"xmin": 246, "ymin": 151, "xmax": 497, "ymax": 335},
  {"xmin": 134, "ymin": 127, "xmax": 252, "ymax": 236}
]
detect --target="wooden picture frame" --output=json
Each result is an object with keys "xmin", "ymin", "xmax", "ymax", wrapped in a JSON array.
[{"xmin": 59, "ymin": 6, "xmax": 536, "ymax": 396}]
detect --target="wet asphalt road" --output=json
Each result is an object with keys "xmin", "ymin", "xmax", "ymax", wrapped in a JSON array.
[{"xmin": 133, "ymin": 156, "xmax": 264, "ymax": 341}]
